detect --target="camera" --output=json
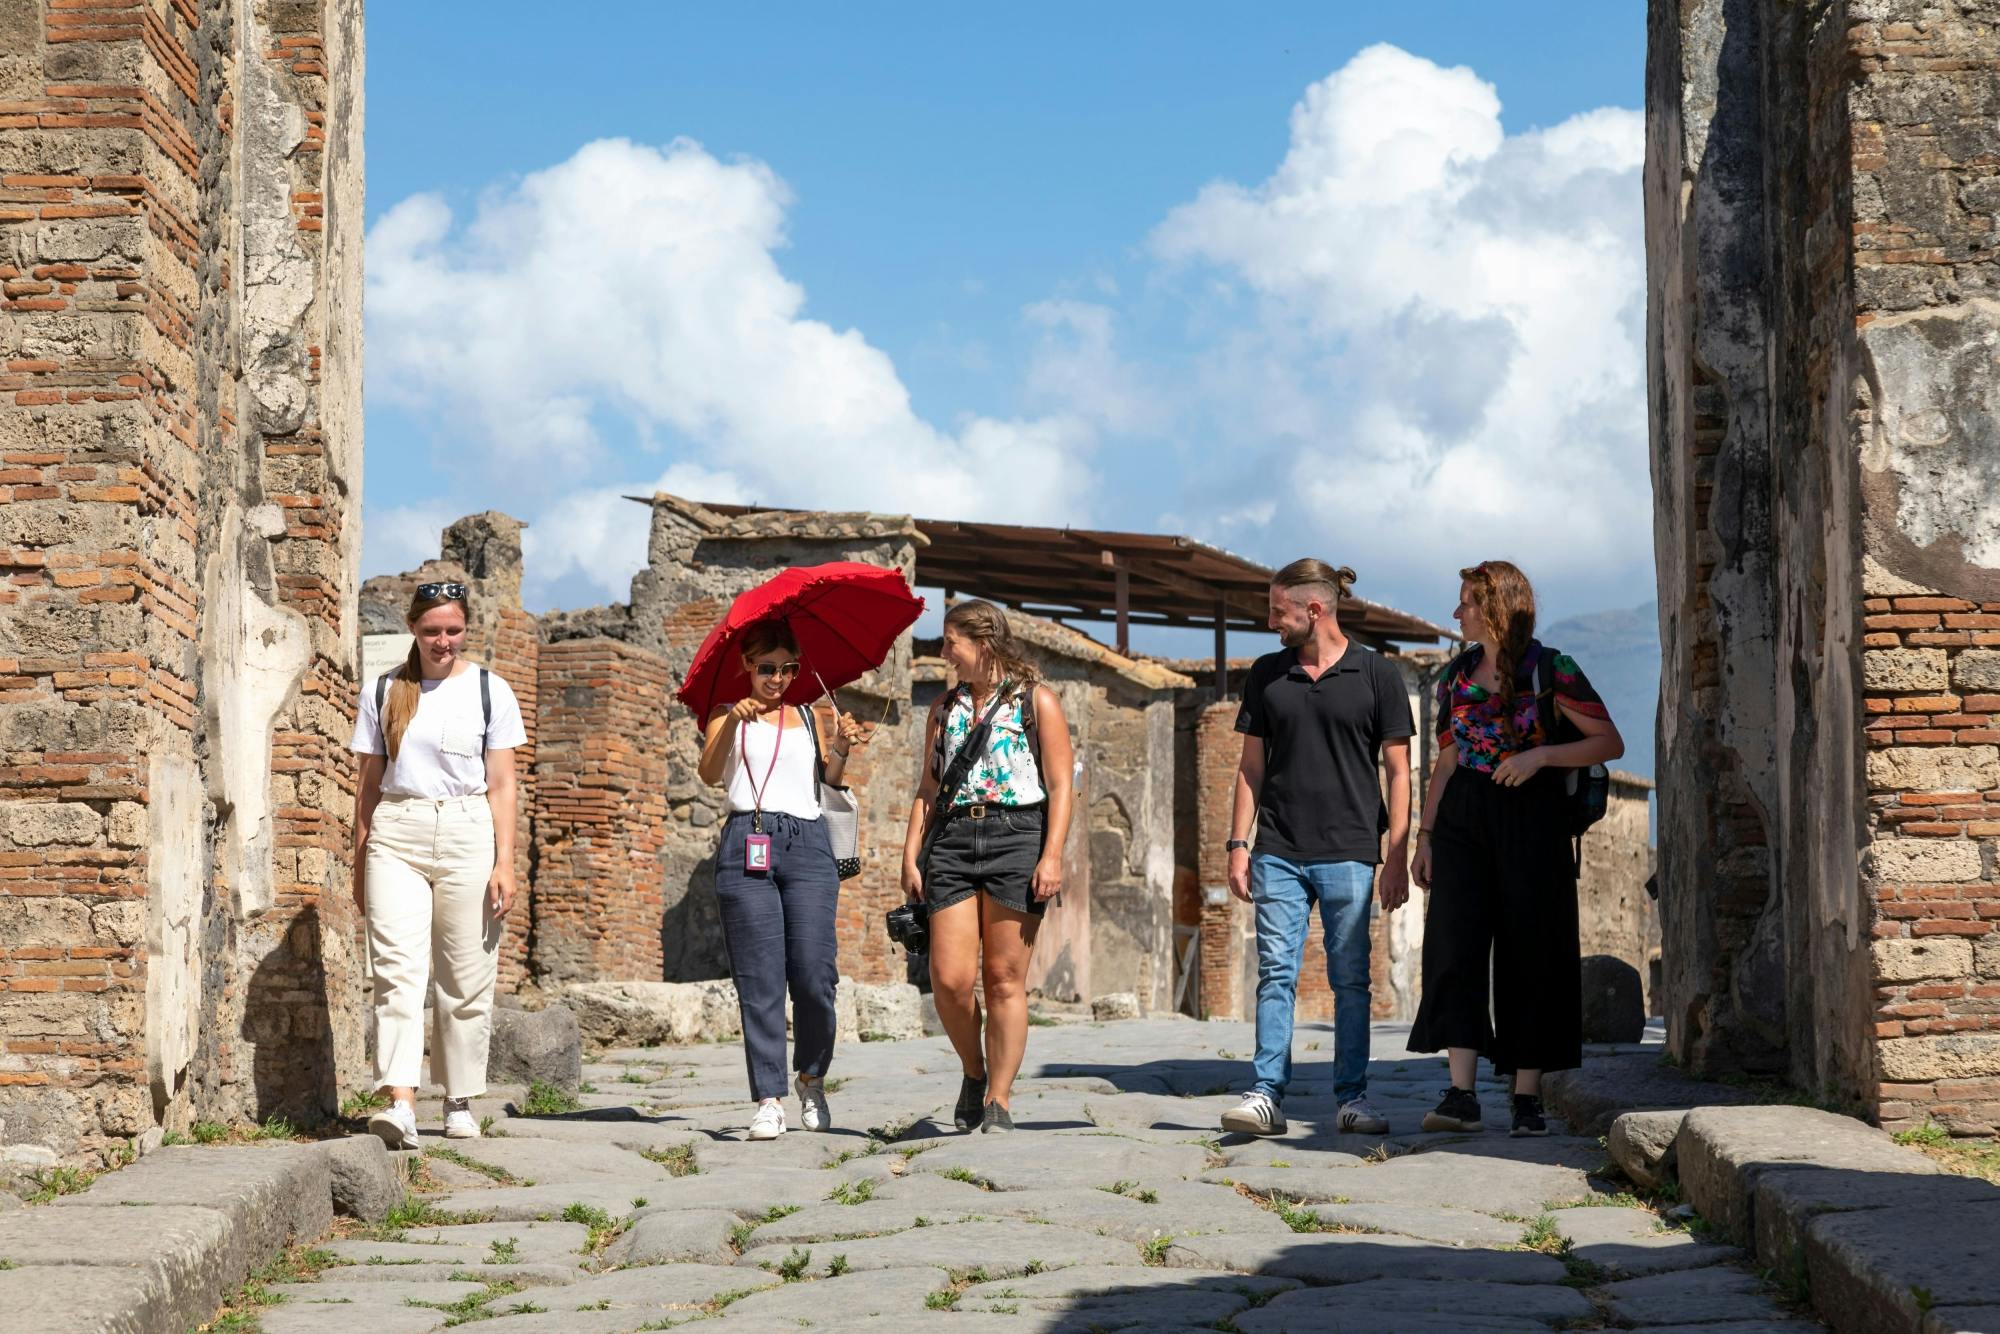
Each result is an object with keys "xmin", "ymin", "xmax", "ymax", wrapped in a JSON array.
[{"xmin": 884, "ymin": 902, "xmax": 930, "ymax": 953}]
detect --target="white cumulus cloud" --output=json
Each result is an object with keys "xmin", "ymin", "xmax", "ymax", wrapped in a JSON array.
[
  {"xmin": 366, "ymin": 137, "xmax": 1098, "ymax": 600},
  {"xmin": 1147, "ymin": 44, "xmax": 1648, "ymax": 616}
]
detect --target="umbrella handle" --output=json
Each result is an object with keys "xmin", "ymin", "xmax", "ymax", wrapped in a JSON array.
[{"xmin": 808, "ymin": 666, "xmax": 843, "ymax": 723}]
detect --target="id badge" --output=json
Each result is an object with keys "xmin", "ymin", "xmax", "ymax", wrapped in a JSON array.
[{"xmin": 745, "ymin": 833, "xmax": 773, "ymax": 874}]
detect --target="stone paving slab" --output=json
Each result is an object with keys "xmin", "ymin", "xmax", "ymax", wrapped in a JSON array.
[
  {"xmin": 444, "ymin": 1135, "xmax": 677, "ymax": 1182},
  {"xmin": 907, "ymin": 1132, "xmax": 1211, "ymax": 1191},
  {"xmin": 1804, "ymin": 1199, "xmax": 2000, "ymax": 1334},
  {"xmin": 0, "ymin": 1202, "xmax": 236, "ymax": 1334},
  {"xmin": 0, "ymin": 1263, "xmax": 175, "ymax": 1334},
  {"xmin": 550, "ymin": 1261, "xmax": 783, "ymax": 1309},
  {"xmin": 400, "ymin": 1219, "xmax": 591, "ymax": 1257},
  {"xmin": 720, "ymin": 1266, "xmax": 953, "ymax": 1321},
  {"xmin": 431, "ymin": 1179, "xmax": 657, "ymax": 1221},
  {"xmin": 605, "ymin": 1205, "xmax": 743, "ymax": 1264},
  {"xmin": 1600, "ymin": 1266, "xmax": 1797, "ymax": 1325},
  {"xmin": 1239, "ymin": 1276, "xmax": 1597, "ymax": 1326},
  {"xmin": 1751, "ymin": 1163, "xmax": 2000, "ymax": 1273},
  {"xmin": 266, "ymin": 1277, "xmax": 488, "ymax": 1306},
  {"xmin": 1164, "ymin": 1230, "xmax": 1570, "ymax": 1284},
  {"xmin": 181, "ymin": 1019, "xmax": 1816, "ymax": 1332},
  {"xmin": 258, "ymin": 1306, "xmax": 448, "ymax": 1334},
  {"xmin": 737, "ymin": 1217, "xmax": 1137, "ymax": 1275},
  {"xmin": 1310, "ymin": 1201, "xmax": 1526, "ymax": 1247}
]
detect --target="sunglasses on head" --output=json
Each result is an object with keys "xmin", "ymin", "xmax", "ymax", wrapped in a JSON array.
[
  {"xmin": 754, "ymin": 661, "xmax": 802, "ymax": 679},
  {"xmin": 417, "ymin": 581, "xmax": 467, "ymax": 601}
]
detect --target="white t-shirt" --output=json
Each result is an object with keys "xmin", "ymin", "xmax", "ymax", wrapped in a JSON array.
[
  {"xmin": 722, "ymin": 711, "xmax": 822, "ymax": 820},
  {"xmin": 350, "ymin": 666, "xmax": 527, "ymax": 799}
]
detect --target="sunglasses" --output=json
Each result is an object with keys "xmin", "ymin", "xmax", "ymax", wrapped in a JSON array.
[
  {"xmin": 417, "ymin": 581, "xmax": 467, "ymax": 601},
  {"xmin": 754, "ymin": 661, "xmax": 802, "ymax": 679}
]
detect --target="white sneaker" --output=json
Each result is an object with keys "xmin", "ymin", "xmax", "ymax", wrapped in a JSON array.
[
  {"xmin": 1336, "ymin": 1096, "xmax": 1390, "ymax": 1135},
  {"xmin": 747, "ymin": 1098, "xmax": 787, "ymax": 1140},
  {"xmin": 367, "ymin": 1101, "xmax": 420, "ymax": 1151},
  {"xmin": 795, "ymin": 1075, "xmax": 830, "ymax": 1133},
  {"xmin": 443, "ymin": 1098, "xmax": 480, "ymax": 1140},
  {"xmin": 1219, "ymin": 1091, "xmax": 1286, "ymax": 1136}
]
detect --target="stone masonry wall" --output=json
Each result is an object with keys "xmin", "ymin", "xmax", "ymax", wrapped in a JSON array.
[
  {"xmin": 529, "ymin": 637, "xmax": 671, "ymax": 986},
  {"xmin": 1847, "ymin": 4, "xmax": 2000, "ymax": 1134},
  {"xmin": 0, "ymin": 0, "xmax": 365, "ymax": 1159},
  {"xmin": 1651, "ymin": 0, "xmax": 2000, "ymax": 1128}
]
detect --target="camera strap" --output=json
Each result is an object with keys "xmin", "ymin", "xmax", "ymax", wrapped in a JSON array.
[{"xmin": 918, "ymin": 683, "xmax": 1011, "ymax": 869}]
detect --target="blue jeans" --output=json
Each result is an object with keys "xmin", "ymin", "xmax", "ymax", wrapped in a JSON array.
[{"xmin": 1250, "ymin": 855, "xmax": 1375, "ymax": 1105}]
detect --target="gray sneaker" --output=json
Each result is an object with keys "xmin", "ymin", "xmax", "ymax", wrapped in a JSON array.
[
  {"xmin": 1219, "ymin": 1091, "xmax": 1286, "ymax": 1136},
  {"xmin": 1336, "ymin": 1096, "xmax": 1389, "ymax": 1135},
  {"xmin": 367, "ymin": 1101, "xmax": 420, "ymax": 1151}
]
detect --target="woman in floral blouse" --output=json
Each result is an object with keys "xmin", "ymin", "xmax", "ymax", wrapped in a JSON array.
[
  {"xmin": 901, "ymin": 600, "xmax": 1074, "ymax": 1134},
  {"xmin": 1408, "ymin": 561, "xmax": 1624, "ymax": 1137}
]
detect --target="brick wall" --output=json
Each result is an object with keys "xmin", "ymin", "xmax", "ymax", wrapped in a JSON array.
[
  {"xmin": 529, "ymin": 637, "xmax": 671, "ymax": 984},
  {"xmin": 1194, "ymin": 700, "xmax": 1243, "ymax": 1019},
  {"xmin": 0, "ymin": 0, "xmax": 364, "ymax": 1159}
]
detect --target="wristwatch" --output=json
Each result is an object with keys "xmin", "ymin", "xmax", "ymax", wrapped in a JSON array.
[{"xmin": 1225, "ymin": 838, "xmax": 1250, "ymax": 852}]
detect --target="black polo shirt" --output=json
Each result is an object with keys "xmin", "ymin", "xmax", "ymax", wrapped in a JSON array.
[{"xmin": 1234, "ymin": 642, "xmax": 1415, "ymax": 864}]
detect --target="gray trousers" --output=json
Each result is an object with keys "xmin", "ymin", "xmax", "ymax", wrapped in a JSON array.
[{"xmin": 714, "ymin": 810, "xmax": 841, "ymax": 1101}]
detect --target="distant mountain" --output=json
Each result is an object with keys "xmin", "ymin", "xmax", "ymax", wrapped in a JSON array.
[{"xmin": 1542, "ymin": 601, "xmax": 1658, "ymax": 782}]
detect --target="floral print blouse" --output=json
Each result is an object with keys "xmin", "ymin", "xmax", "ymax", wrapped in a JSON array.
[
  {"xmin": 939, "ymin": 684, "xmax": 1046, "ymax": 808},
  {"xmin": 1435, "ymin": 642, "xmax": 1608, "ymax": 773}
]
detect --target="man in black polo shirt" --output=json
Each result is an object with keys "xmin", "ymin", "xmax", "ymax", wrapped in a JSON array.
[{"xmin": 1218, "ymin": 558, "xmax": 1413, "ymax": 1137}]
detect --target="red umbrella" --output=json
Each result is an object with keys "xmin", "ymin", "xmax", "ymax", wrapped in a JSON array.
[{"xmin": 676, "ymin": 562, "xmax": 925, "ymax": 722}]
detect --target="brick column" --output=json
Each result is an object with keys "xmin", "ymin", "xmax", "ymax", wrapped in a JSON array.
[
  {"xmin": 1195, "ymin": 701, "xmax": 1243, "ymax": 1019},
  {"xmin": 0, "ymin": 0, "xmax": 364, "ymax": 1156},
  {"xmin": 531, "ymin": 638, "xmax": 672, "ymax": 983}
]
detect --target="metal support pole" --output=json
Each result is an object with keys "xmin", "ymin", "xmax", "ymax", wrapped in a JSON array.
[{"xmin": 1115, "ymin": 567, "xmax": 1130, "ymax": 655}]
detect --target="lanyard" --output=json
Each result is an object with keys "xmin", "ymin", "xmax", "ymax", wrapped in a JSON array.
[{"xmin": 740, "ymin": 709, "xmax": 785, "ymax": 834}]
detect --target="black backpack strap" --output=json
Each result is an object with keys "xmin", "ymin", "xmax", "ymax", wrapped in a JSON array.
[
  {"xmin": 1019, "ymin": 683, "xmax": 1042, "ymax": 771},
  {"xmin": 800, "ymin": 703, "xmax": 828, "ymax": 790},
  {"xmin": 480, "ymin": 667, "xmax": 492, "ymax": 737},
  {"xmin": 1534, "ymin": 645, "xmax": 1561, "ymax": 742},
  {"xmin": 375, "ymin": 672, "xmax": 387, "ymax": 714}
]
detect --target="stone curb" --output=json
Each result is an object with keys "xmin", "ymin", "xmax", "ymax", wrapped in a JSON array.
[
  {"xmin": 1674, "ymin": 1105, "xmax": 2000, "ymax": 1334},
  {"xmin": 0, "ymin": 1136, "xmax": 404, "ymax": 1334}
]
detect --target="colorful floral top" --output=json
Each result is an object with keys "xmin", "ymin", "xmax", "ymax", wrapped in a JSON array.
[
  {"xmin": 1435, "ymin": 642, "xmax": 1608, "ymax": 773},
  {"xmin": 938, "ymin": 683, "xmax": 1046, "ymax": 808}
]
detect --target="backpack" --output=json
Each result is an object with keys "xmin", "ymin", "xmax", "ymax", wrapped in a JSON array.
[
  {"xmin": 375, "ymin": 666, "xmax": 491, "ymax": 744},
  {"xmin": 1533, "ymin": 646, "xmax": 1610, "ymax": 839}
]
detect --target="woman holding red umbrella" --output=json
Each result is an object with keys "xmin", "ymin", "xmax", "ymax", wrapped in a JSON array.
[{"xmin": 697, "ymin": 618, "xmax": 865, "ymax": 1140}]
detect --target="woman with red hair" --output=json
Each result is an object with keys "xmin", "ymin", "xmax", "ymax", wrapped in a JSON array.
[{"xmin": 1408, "ymin": 561, "xmax": 1624, "ymax": 1137}]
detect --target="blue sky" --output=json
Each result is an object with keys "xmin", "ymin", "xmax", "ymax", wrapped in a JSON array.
[{"xmin": 363, "ymin": 4, "xmax": 1649, "ymax": 653}]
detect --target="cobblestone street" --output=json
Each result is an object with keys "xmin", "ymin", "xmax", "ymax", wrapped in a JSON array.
[{"xmin": 222, "ymin": 1017, "xmax": 1813, "ymax": 1333}]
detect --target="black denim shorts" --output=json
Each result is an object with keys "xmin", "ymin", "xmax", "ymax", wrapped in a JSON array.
[{"xmin": 924, "ymin": 805, "xmax": 1048, "ymax": 916}]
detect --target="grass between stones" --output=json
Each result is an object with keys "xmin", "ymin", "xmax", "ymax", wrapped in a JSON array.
[
  {"xmin": 1140, "ymin": 1235, "xmax": 1175, "ymax": 1265},
  {"xmin": 1895, "ymin": 1122, "xmax": 2000, "ymax": 1185},
  {"xmin": 486, "ymin": 1237, "xmax": 520, "ymax": 1264},
  {"xmin": 364, "ymin": 1194, "xmax": 494, "ymax": 1243},
  {"xmin": 519, "ymin": 1081, "xmax": 584, "ymax": 1116},
  {"xmin": 939, "ymin": 1165, "xmax": 994, "ymax": 1191},
  {"xmin": 560, "ymin": 1201, "xmax": 624, "ymax": 1255},
  {"xmin": 826, "ymin": 1177, "xmax": 876, "ymax": 1205},
  {"xmin": 23, "ymin": 1164, "xmax": 94, "ymax": 1205},
  {"xmin": 729, "ymin": 1204, "xmax": 804, "ymax": 1253},
  {"xmin": 925, "ymin": 1265, "xmax": 994, "ymax": 1309},
  {"xmin": 425, "ymin": 1145, "xmax": 525, "ymax": 1186},
  {"xmin": 340, "ymin": 1089, "xmax": 390, "ymax": 1119},
  {"xmin": 195, "ymin": 1244, "xmax": 341, "ymax": 1332},
  {"xmin": 1234, "ymin": 1185, "xmax": 1371, "ymax": 1235},
  {"xmin": 1098, "ymin": 1179, "xmax": 1159, "ymax": 1204},
  {"xmin": 413, "ymin": 1277, "xmax": 546, "ymax": 1325},
  {"xmin": 640, "ymin": 1142, "xmax": 700, "ymax": 1177}
]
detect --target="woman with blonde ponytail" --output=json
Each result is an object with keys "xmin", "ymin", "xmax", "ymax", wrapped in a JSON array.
[
  {"xmin": 1407, "ymin": 561, "xmax": 1623, "ymax": 1137},
  {"xmin": 350, "ymin": 582, "xmax": 527, "ymax": 1148},
  {"xmin": 901, "ymin": 600, "xmax": 1074, "ymax": 1134}
]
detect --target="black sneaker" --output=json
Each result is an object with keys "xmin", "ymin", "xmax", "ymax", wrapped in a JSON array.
[
  {"xmin": 954, "ymin": 1075, "xmax": 987, "ymax": 1132},
  {"xmin": 1511, "ymin": 1094, "xmax": 1549, "ymax": 1137},
  {"xmin": 1421, "ymin": 1086, "xmax": 1484, "ymax": 1133},
  {"xmin": 980, "ymin": 1101, "xmax": 1015, "ymax": 1134}
]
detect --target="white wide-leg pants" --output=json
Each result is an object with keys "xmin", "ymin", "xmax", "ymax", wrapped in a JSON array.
[{"xmin": 365, "ymin": 795, "xmax": 499, "ymax": 1098}]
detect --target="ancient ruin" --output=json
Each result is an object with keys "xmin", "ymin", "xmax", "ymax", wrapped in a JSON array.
[
  {"xmin": 1651, "ymin": 0, "xmax": 2000, "ymax": 1134},
  {"xmin": 27, "ymin": 0, "xmax": 1983, "ymax": 1178},
  {"xmin": 359, "ymin": 497, "xmax": 1659, "ymax": 1040},
  {"xmin": 0, "ymin": 0, "xmax": 364, "ymax": 1159}
]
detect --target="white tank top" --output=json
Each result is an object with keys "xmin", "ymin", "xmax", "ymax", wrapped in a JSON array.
[{"xmin": 723, "ymin": 711, "xmax": 821, "ymax": 820}]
